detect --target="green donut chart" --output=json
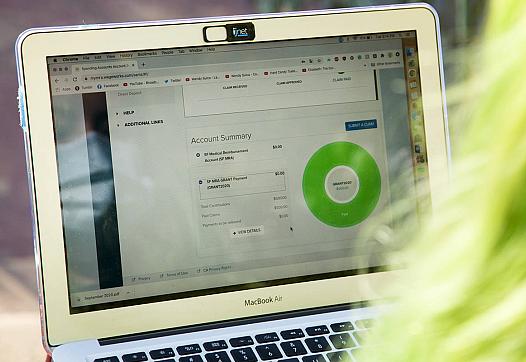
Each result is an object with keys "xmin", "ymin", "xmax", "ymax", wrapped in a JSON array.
[{"xmin": 302, "ymin": 142, "xmax": 381, "ymax": 227}]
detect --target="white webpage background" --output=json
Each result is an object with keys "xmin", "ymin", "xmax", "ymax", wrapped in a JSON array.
[{"xmin": 106, "ymin": 72, "xmax": 390, "ymax": 291}]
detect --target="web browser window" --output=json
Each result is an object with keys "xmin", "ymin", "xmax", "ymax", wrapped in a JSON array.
[{"xmin": 47, "ymin": 31, "xmax": 429, "ymax": 313}]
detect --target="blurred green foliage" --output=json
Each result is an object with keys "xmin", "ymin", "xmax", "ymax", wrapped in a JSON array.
[{"xmin": 254, "ymin": 0, "xmax": 486, "ymax": 48}]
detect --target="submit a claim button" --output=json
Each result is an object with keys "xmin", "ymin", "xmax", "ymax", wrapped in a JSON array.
[{"xmin": 345, "ymin": 119, "xmax": 377, "ymax": 131}]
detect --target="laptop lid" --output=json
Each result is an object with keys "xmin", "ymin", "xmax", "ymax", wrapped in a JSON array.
[{"xmin": 16, "ymin": 4, "xmax": 448, "ymax": 347}]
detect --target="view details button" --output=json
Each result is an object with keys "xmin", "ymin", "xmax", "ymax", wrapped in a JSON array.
[{"xmin": 345, "ymin": 119, "xmax": 377, "ymax": 131}]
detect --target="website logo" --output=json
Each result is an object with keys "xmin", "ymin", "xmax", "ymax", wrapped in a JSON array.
[
  {"xmin": 232, "ymin": 27, "xmax": 249, "ymax": 38},
  {"xmin": 226, "ymin": 23, "xmax": 255, "ymax": 42}
]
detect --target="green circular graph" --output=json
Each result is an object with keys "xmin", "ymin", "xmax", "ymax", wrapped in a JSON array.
[{"xmin": 302, "ymin": 142, "xmax": 381, "ymax": 227}]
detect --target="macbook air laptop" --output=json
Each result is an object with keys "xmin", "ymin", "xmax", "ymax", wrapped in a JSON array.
[{"xmin": 15, "ymin": 4, "xmax": 448, "ymax": 361}]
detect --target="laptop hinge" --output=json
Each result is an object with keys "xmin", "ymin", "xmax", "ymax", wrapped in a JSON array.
[{"xmin": 98, "ymin": 302, "xmax": 367, "ymax": 346}]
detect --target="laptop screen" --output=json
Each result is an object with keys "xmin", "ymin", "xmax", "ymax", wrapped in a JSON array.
[{"xmin": 46, "ymin": 30, "xmax": 429, "ymax": 313}]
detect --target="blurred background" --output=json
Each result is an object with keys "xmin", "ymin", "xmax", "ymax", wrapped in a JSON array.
[{"xmin": 0, "ymin": 0, "xmax": 487, "ymax": 359}]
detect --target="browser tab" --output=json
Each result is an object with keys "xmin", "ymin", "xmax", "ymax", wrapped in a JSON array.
[{"xmin": 71, "ymin": 61, "xmax": 137, "ymax": 74}]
